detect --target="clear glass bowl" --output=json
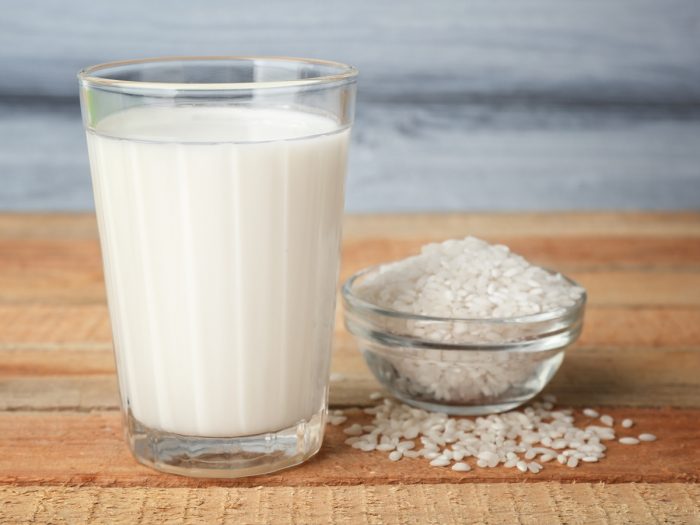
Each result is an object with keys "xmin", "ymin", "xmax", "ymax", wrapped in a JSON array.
[{"xmin": 342, "ymin": 265, "xmax": 586, "ymax": 415}]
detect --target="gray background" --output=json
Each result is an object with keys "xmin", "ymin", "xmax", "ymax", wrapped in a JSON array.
[{"xmin": 1, "ymin": 0, "xmax": 699, "ymax": 212}]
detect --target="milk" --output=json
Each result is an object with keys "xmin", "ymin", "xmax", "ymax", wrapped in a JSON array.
[{"xmin": 87, "ymin": 105, "xmax": 349, "ymax": 437}]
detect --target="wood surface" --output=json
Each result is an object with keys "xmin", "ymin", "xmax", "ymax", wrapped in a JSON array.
[
  {"xmin": 1, "ymin": 212, "xmax": 699, "ymax": 524},
  {"xmin": 3, "ymin": 1, "xmax": 700, "ymax": 212}
]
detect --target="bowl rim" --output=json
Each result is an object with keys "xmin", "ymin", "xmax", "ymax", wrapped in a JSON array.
[{"xmin": 342, "ymin": 264, "xmax": 587, "ymax": 325}]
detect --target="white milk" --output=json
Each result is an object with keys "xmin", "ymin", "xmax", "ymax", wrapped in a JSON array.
[{"xmin": 87, "ymin": 105, "xmax": 349, "ymax": 437}]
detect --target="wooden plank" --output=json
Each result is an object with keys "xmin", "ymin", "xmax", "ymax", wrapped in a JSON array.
[
  {"xmin": 0, "ymin": 409, "xmax": 697, "ymax": 488},
  {"xmin": 1, "ymin": 341, "xmax": 699, "ymax": 411},
  {"xmin": 342, "ymin": 236, "xmax": 700, "ymax": 273},
  {"xmin": 6, "ymin": 0, "xmax": 700, "ymax": 211},
  {"xmin": 6, "ymin": 0, "xmax": 700, "ymax": 98},
  {"xmin": 0, "ymin": 239, "xmax": 104, "ymax": 304},
  {"xmin": 0, "ymin": 304, "xmax": 111, "ymax": 345},
  {"xmin": 2, "ymin": 214, "xmax": 700, "ymax": 304},
  {"xmin": 0, "ymin": 376, "xmax": 118, "ymax": 412},
  {"xmin": 1, "ymin": 213, "xmax": 698, "ymax": 523},
  {"xmin": 1, "ymin": 304, "xmax": 699, "ymax": 410},
  {"xmin": 569, "ymin": 272, "xmax": 700, "ymax": 307},
  {"xmin": 4, "ymin": 229, "xmax": 700, "ymax": 275},
  {"xmin": 0, "ymin": 348, "xmax": 114, "ymax": 376},
  {"xmin": 1, "ymin": 483, "xmax": 698, "ymax": 525},
  {"xmin": 342, "ymin": 213, "xmax": 700, "ymax": 239},
  {"xmin": 2, "ymin": 249, "xmax": 700, "ymax": 306},
  {"xmin": 580, "ymin": 307, "xmax": 700, "ymax": 349},
  {"xmin": 0, "ymin": 214, "xmax": 98, "ymax": 240},
  {"xmin": 2, "ymin": 304, "xmax": 699, "ymax": 350},
  {"xmin": 3, "ymin": 225, "xmax": 700, "ymax": 304},
  {"xmin": 2, "ymin": 213, "xmax": 700, "ymax": 240}
]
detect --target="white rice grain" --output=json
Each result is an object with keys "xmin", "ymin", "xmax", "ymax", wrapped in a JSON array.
[
  {"xmin": 583, "ymin": 408, "xmax": 600, "ymax": 418},
  {"xmin": 619, "ymin": 437, "xmax": 640, "ymax": 445},
  {"xmin": 388, "ymin": 450, "xmax": 403, "ymax": 461},
  {"xmin": 600, "ymin": 415, "xmax": 614, "ymax": 427},
  {"xmin": 528, "ymin": 462, "xmax": 542, "ymax": 474},
  {"xmin": 430, "ymin": 457, "xmax": 451, "ymax": 467},
  {"xmin": 343, "ymin": 424, "xmax": 364, "ymax": 436},
  {"xmin": 329, "ymin": 415, "xmax": 348, "ymax": 426}
]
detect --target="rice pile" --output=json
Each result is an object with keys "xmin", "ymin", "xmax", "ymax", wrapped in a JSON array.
[
  {"xmin": 353, "ymin": 236, "xmax": 585, "ymax": 403},
  {"xmin": 331, "ymin": 395, "xmax": 657, "ymax": 474},
  {"xmin": 337, "ymin": 237, "xmax": 656, "ymax": 473},
  {"xmin": 355, "ymin": 236, "xmax": 584, "ymax": 321}
]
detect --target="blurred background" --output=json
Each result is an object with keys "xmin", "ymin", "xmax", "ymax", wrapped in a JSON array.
[{"xmin": 1, "ymin": 0, "xmax": 699, "ymax": 212}]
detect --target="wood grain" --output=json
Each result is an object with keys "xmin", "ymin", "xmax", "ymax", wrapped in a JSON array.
[
  {"xmin": 3, "ymin": 239, "xmax": 700, "ymax": 305},
  {"xmin": 2, "ymin": 212, "xmax": 700, "ymax": 240},
  {"xmin": 0, "ymin": 409, "xmax": 697, "ymax": 488},
  {"xmin": 2, "ymin": 304, "xmax": 699, "ymax": 349},
  {"xmin": 4, "ymin": 1, "xmax": 700, "ymax": 213},
  {"xmin": 1, "ymin": 212, "xmax": 699, "ymax": 523},
  {"xmin": 2, "ymin": 483, "xmax": 699, "ymax": 525},
  {"xmin": 6, "ymin": 1, "xmax": 700, "ymax": 101},
  {"xmin": 342, "ymin": 213, "xmax": 700, "ymax": 239},
  {"xmin": 1, "ymin": 214, "xmax": 700, "ymax": 309},
  {"xmin": 342, "ymin": 236, "xmax": 700, "ymax": 272},
  {"xmin": 1, "ymin": 344, "xmax": 699, "ymax": 411},
  {"xmin": 5, "ymin": 265, "xmax": 700, "ymax": 307}
]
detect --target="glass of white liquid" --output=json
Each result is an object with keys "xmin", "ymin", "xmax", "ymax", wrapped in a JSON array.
[{"xmin": 78, "ymin": 57, "xmax": 357, "ymax": 477}]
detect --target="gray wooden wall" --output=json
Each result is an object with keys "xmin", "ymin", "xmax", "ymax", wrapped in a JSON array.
[{"xmin": 1, "ymin": 0, "xmax": 699, "ymax": 211}]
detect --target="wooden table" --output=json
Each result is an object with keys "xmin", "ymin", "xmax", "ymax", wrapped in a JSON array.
[{"xmin": 1, "ymin": 212, "xmax": 699, "ymax": 524}]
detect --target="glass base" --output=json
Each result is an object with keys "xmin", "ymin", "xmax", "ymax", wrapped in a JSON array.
[{"xmin": 125, "ymin": 408, "xmax": 325, "ymax": 478}]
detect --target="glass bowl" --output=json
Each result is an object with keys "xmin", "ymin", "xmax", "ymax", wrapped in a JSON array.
[{"xmin": 342, "ymin": 265, "xmax": 586, "ymax": 415}]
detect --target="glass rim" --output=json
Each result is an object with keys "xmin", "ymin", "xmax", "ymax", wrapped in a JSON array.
[{"xmin": 78, "ymin": 55, "xmax": 358, "ymax": 91}]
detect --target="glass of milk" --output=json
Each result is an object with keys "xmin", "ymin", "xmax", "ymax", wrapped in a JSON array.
[{"xmin": 78, "ymin": 57, "xmax": 357, "ymax": 477}]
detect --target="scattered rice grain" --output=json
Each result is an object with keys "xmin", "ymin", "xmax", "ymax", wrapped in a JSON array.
[
  {"xmin": 343, "ymin": 424, "xmax": 364, "ymax": 436},
  {"xmin": 619, "ymin": 437, "xmax": 640, "ymax": 445},
  {"xmin": 329, "ymin": 415, "xmax": 348, "ymax": 426},
  {"xmin": 528, "ymin": 462, "xmax": 542, "ymax": 474},
  {"xmin": 583, "ymin": 408, "xmax": 599, "ymax": 418},
  {"xmin": 600, "ymin": 415, "xmax": 614, "ymax": 427},
  {"xmin": 388, "ymin": 450, "xmax": 403, "ymax": 461},
  {"xmin": 430, "ymin": 457, "xmax": 451, "ymax": 467}
]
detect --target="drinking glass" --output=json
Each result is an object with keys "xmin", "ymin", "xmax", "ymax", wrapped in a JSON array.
[{"xmin": 78, "ymin": 57, "xmax": 357, "ymax": 477}]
